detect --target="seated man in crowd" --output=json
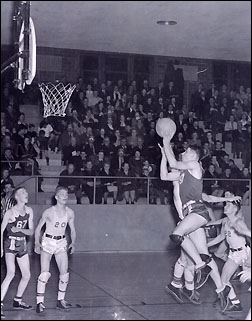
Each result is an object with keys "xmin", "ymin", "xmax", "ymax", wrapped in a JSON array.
[{"xmin": 58, "ymin": 163, "xmax": 82, "ymax": 204}]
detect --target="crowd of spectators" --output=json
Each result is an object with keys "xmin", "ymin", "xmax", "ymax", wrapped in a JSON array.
[{"xmin": 1, "ymin": 75, "xmax": 251, "ymax": 204}]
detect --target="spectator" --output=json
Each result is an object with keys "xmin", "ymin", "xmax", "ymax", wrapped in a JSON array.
[
  {"xmin": 58, "ymin": 163, "xmax": 82, "ymax": 204},
  {"xmin": 1, "ymin": 148, "xmax": 18, "ymax": 174},
  {"xmin": 189, "ymin": 132, "xmax": 201, "ymax": 147},
  {"xmin": 1, "ymin": 133, "xmax": 16, "ymax": 156},
  {"xmin": 17, "ymin": 113, "xmax": 28, "ymax": 127},
  {"xmin": 216, "ymin": 105, "xmax": 228, "ymax": 134},
  {"xmin": 1, "ymin": 169, "xmax": 14, "ymax": 195},
  {"xmin": 224, "ymin": 115, "xmax": 237, "ymax": 142},
  {"xmin": 81, "ymin": 160, "xmax": 103, "ymax": 204},
  {"xmin": 233, "ymin": 121, "xmax": 248, "ymax": 159},
  {"xmin": 101, "ymin": 136, "xmax": 116, "ymax": 160},
  {"xmin": 220, "ymin": 167, "xmax": 236, "ymax": 193},
  {"xmin": 100, "ymin": 162, "xmax": 118, "ymax": 204},
  {"xmin": 127, "ymin": 128, "xmax": 139, "ymax": 148},
  {"xmin": 228, "ymin": 159, "xmax": 242, "ymax": 178},
  {"xmin": 210, "ymin": 155, "xmax": 222, "ymax": 175},
  {"xmin": 12, "ymin": 124, "xmax": 26, "ymax": 147},
  {"xmin": 201, "ymin": 142, "xmax": 212, "ymax": 168},
  {"xmin": 48, "ymin": 131, "xmax": 59, "ymax": 152},
  {"xmin": 59, "ymin": 123, "xmax": 78, "ymax": 151},
  {"xmin": 37, "ymin": 130, "xmax": 49, "ymax": 164},
  {"xmin": 203, "ymin": 164, "xmax": 222, "ymax": 196},
  {"xmin": 94, "ymin": 150, "xmax": 106, "ymax": 173},
  {"xmin": 119, "ymin": 163, "xmax": 136, "ymax": 204},
  {"xmin": 129, "ymin": 150, "xmax": 143, "ymax": 177},
  {"xmin": 84, "ymin": 135, "xmax": 97, "ymax": 160}
]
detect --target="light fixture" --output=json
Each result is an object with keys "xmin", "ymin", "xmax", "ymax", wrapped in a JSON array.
[{"xmin": 157, "ymin": 20, "xmax": 177, "ymax": 26}]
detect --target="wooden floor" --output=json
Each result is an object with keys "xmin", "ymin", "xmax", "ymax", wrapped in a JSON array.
[{"xmin": 1, "ymin": 252, "xmax": 250, "ymax": 320}]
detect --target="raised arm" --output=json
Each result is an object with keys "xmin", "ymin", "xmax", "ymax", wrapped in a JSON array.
[
  {"xmin": 159, "ymin": 144, "xmax": 181, "ymax": 181},
  {"xmin": 163, "ymin": 137, "xmax": 199, "ymax": 170},
  {"xmin": 68, "ymin": 210, "xmax": 76, "ymax": 254}
]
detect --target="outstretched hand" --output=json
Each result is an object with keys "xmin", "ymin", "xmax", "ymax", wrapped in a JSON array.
[{"xmin": 238, "ymin": 270, "xmax": 251, "ymax": 283}]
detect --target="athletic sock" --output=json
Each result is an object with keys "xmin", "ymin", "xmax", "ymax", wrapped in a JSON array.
[{"xmin": 14, "ymin": 297, "xmax": 22, "ymax": 303}]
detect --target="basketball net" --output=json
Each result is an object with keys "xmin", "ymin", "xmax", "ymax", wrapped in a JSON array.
[{"xmin": 39, "ymin": 82, "xmax": 76, "ymax": 118}]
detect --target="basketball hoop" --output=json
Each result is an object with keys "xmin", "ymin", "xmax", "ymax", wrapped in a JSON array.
[{"xmin": 39, "ymin": 82, "xmax": 76, "ymax": 118}]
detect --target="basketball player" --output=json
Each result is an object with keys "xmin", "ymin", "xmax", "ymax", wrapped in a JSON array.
[
  {"xmin": 34, "ymin": 186, "xmax": 76, "ymax": 313},
  {"xmin": 239, "ymin": 269, "xmax": 251, "ymax": 320},
  {"xmin": 159, "ymin": 145, "xmax": 240, "ymax": 308},
  {"xmin": 162, "ymin": 134, "xmax": 219, "ymax": 287},
  {"xmin": 1, "ymin": 187, "xmax": 34, "ymax": 319},
  {"xmin": 208, "ymin": 195, "xmax": 251, "ymax": 313}
]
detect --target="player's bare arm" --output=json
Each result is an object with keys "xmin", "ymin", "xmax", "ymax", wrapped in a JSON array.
[
  {"xmin": 1, "ymin": 209, "xmax": 13, "ymax": 257},
  {"xmin": 34, "ymin": 209, "xmax": 50, "ymax": 254},
  {"xmin": 159, "ymin": 143, "xmax": 181, "ymax": 181},
  {"xmin": 68, "ymin": 209, "xmax": 76, "ymax": 254},
  {"xmin": 202, "ymin": 193, "xmax": 242, "ymax": 204}
]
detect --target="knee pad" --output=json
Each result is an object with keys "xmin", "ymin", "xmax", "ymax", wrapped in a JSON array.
[
  {"xmin": 200, "ymin": 254, "xmax": 212, "ymax": 264},
  {"xmin": 170, "ymin": 234, "xmax": 184, "ymax": 246},
  {"xmin": 59, "ymin": 272, "xmax": 69, "ymax": 285},
  {"xmin": 38, "ymin": 272, "xmax": 51, "ymax": 283}
]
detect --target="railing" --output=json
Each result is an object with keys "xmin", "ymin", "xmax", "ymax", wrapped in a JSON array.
[
  {"xmin": 13, "ymin": 175, "xmax": 251, "ymax": 206},
  {"xmin": 1, "ymin": 160, "xmax": 34, "ymax": 175}
]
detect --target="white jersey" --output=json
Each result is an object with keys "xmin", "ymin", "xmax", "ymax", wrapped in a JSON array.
[
  {"xmin": 44, "ymin": 206, "xmax": 69, "ymax": 237},
  {"xmin": 223, "ymin": 218, "xmax": 247, "ymax": 249}
]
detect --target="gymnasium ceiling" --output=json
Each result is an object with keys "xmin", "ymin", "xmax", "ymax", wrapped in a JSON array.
[{"xmin": 1, "ymin": 1, "xmax": 251, "ymax": 62}]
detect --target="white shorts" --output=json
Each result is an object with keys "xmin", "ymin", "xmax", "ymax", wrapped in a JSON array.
[
  {"xmin": 228, "ymin": 246, "xmax": 250, "ymax": 266},
  {"xmin": 41, "ymin": 235, "xmax": 68, "ymax": 255}
]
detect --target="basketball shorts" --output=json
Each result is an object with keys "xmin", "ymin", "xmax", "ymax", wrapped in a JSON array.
[
  {"xmin": 41, "ymin": 234, "xmax": 68, "ymax": 255},
  {"xmin": 228, "ymin": 245, "xmax": 250, "ymax": 266},
  {"xmin": 183, "ymin": 202, "xmax": 211, "ymax": 223},
  {"xmin": 4, "ymin": 236, "xmax": 28, "ymax": 258}
]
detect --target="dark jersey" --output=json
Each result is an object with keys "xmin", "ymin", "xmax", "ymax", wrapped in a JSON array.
[
  {"xmin": 6, "ymin": 208, "xmax": 29, "ymax": 237},
  {"xmin": 179, "ymin": 169, "xmax": 203, "ymax": 206}
]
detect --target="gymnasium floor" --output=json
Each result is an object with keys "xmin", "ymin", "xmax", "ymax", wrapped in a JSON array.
[{"xmin": 1, "ymin": 251, "xmax": 250, "ymax": 320}]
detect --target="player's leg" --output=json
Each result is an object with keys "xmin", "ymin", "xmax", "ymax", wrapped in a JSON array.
[
  {"xmin": 182, "ymin": 255, "xmax": 202, "ymax": 305},
  {"xmin": 55, "ymin": 250, "xmax": 71, "ymax": 310},
  {"xmin": 14, "ymin": 253, "xmax": 32, "ymax": 310},
  {"xmin": 189, "ymin": 228, "xmax": 230, "ymax": 309},
  {"xmin": 214, "ymin": 240, "xmax": 228, "ymax": 262},
  {"xmin": 170, "ymin": 213, "xmax": 208, "ymax": 269},
  {"xmin": 165, "ymin": 249, "xmax": 186, "ymax": 303},
  {"xmin": 1, "ymin": 253, "xmax": 16, "ymax": 318},
  {"xmin": 36, "ymin": 250, "xmax": 52, "ymax": 313},
  {"xmin": 221, "ymin": 258, "xmax": 242, "ymax": 313}
]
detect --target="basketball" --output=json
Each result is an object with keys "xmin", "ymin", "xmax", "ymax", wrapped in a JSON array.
[{"xmin": 156, "ymin": 118, "xmax": 177, "ymax": 138}]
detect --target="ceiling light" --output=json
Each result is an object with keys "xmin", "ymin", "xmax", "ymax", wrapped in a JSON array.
[{"xmin": 157, "ymin": 20, "xmax": 177, "ymax": 26}]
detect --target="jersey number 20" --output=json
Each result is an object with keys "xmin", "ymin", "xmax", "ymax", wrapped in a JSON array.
[{"xmin": 55, "ymin": 222, "xmax": 66, "ymax": 228}]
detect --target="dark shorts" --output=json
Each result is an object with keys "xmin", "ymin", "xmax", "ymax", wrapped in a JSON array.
[
  {"xmin": 4, "ymin": 237, "xmax": 28, "ymax": 258},
  {"xmin": 183, "ymin": 202, "xmax": 211, "ymax": 223}
]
